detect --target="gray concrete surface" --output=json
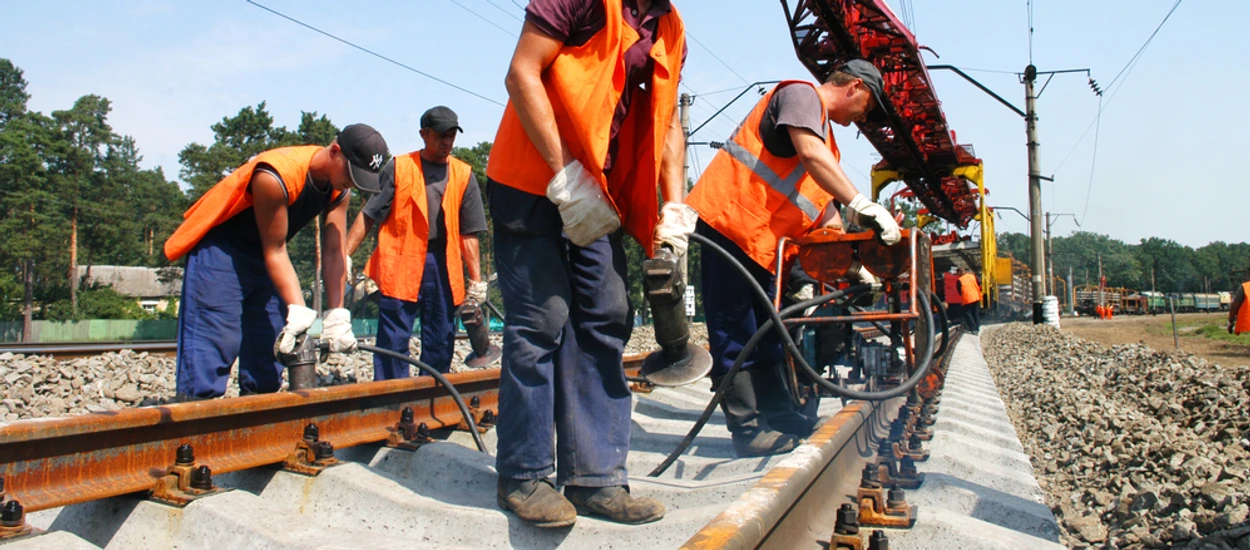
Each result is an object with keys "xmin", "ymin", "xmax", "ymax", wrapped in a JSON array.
[{"xmin": 886, "ymin": 333, "xmax": 1068, "ymax": 549}]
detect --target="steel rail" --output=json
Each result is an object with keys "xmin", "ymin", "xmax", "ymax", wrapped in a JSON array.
[
  {"xmin": 681, "ymin": 327, "xmax": 961, "ymax": 549},
  {"xmin": 0, "ymin": 340, "xmax": 178, "ymax": 357},
  {"xmin": 0, "ymin": 353, "xmax": 645, "ymax": 514}
]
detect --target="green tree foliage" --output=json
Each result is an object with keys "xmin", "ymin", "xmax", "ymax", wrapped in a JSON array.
[{"xmin": 44, "ymin": 286, "xmax": 154, "ymax": 321}]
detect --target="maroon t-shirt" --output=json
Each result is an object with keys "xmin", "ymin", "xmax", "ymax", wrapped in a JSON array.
[{"xmin": 526, "ymin": 0, "xmax": 685, "ymax": 171}]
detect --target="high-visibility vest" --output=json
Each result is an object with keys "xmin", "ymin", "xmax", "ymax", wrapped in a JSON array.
[
  {"xmin": 365, "ymin": 152, "xmax": 472, "ymax": 305},
  {"xmin": 486, "ymin": 0, "xmax": 685, "ymax": 257},
  {"xmin": 686, "ymin": 81, "xmax": 838, "ymax": 273},
  {"xmin": 958, "ymin": 273, "xmax": 982, "ymax": 305},
  {"xmin": 1236, "ymin": 282, "xmax": 1250, "ymax": 334},
  {"xmin": 164, "ymin": 146, "xmax": 338, "ymax": 261}
]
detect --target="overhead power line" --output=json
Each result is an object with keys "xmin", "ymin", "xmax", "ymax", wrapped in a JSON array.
[
  {"xmin": 686, "ymin": 31, "xmax": 750, "ymax": 86},
  {"xmin": 484, "ymin": 0, "xmax": 524, "ymax": 22},
  {"xmin": 246, "ymin": 0, "xmax": 505, "ymax": 107},
  {"xmin": 1051, "ymin": 0, "xmax": 1182, "ymax": 175},
  {"xmin": 449, "ymin": 0, "xmax": 518, "ymax": 37}
]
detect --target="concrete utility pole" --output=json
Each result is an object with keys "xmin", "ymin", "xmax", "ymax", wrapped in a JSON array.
[
  {"xmin": 1044, "ymin": 212, "xmax": 1078, "ymax": 297},
  {"xmin": 1067, "ymin": 266, "xmax": 1075, "ymax": 316},
  {"xmin": 679, "ymin": 93, "xmax": 692, "ymax": 287},
  {"xmin": 1024, "ymin": 65, "xmax": 1046, "ymax": 323}
]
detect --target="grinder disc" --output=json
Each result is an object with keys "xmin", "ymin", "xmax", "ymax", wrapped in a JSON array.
[
  {"xmin": 640, "ymin": 343, "xmax": 713, "ymax": 387},
  {"xmin": 464, "ymin": 344, "xmax": 502, "ymax": 369}
]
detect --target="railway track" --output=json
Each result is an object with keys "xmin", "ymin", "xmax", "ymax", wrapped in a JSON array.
[
  {"xmin": 0, "ymin": 327, "xmax": 961, "ymax": 549},
  {"xmin": 0, "ymin": 340, "xmax": 178, "ymax": 359}
]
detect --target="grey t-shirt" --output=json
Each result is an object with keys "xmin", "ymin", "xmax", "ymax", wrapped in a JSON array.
[
  {"xmin": 758, "ymin": 83, "xmax": 828, "ymax": 158},
  {"xmin": 361, "ymin": 157, "xmax": 488, "ymax": 241}
]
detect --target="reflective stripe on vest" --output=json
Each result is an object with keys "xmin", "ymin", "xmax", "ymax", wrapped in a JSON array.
[
  {"xmin": 164, "ymin": 146, "xmax": 330, "ymax": 261},
  {"xmin": 1236, "ymin": 282, "xmax": 1250, "ymax": 334},
  {"xmin": 485, "ymin": 0, "xmax": 685, "ymax": 257},
  {"xmin": 365, "ymin": 152, "xmax": 472, "ymax": 305},
  {"xmin": 687, "ymin": 80, "xmax": 837, "ymax": 272}
]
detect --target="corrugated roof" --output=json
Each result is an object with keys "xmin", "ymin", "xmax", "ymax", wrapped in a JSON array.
[{"xmin": 75, "ymin": 266, "xmax": 182, "ymax": 298}]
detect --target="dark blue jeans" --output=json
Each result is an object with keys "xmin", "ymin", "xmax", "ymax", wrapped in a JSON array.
[
  {"xmin": 374, "ymin": 244, "xmax": 458, "ymax": 379},
  {"xmin": 492, "ymin": 218, "xmax": 633, "ymax": 487},
  {"xmin": 175, "ymin": 234, "xmax": 285, "ymax": 398},
  {"xmin": 698, "ymin": 221, "xmax": 786, "ymax": 379}
]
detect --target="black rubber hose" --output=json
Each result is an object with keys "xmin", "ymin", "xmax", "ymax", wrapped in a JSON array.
[
  {"xmin": 358, "ymin": 344, "xmax": 489, "ymax": 454},
  {"xmin": 689, "ymin": 233, "xmax": 936, "ymax": 401},
  {"xmin": 647, "ymin": 287, "xmax": 859, "ymax": 477},
  {"xmin": 930, "ymin": 291, "xmax": 951, "ymax": 360}
]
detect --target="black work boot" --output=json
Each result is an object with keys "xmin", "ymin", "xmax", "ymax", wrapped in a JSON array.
[
  {"xmin": 715, "ymin": 370, "xmax": 799, "ymax": 457},
  {"xmin": 752, "ymin": 366, "xmax": 821, "ymax": 438},
  {"xmin": 497, "ymin": 477, "xmax": 577, "ymax": 528},
  {"xmin": 564, "ymin": 485, "xmax": 665, "ymax": 525}
]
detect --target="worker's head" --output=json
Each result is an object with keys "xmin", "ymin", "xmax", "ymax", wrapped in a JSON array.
[
  {"xmin": 824, "ymin": 59, "xmax": 885, "ymax": 126},
  {"xmin": 419, "ymin": 106, "xmax": 462, "ymax": 162},
  {"xmin": 330, "ymin": 123, "xmax": 389, "ymax": 193}
]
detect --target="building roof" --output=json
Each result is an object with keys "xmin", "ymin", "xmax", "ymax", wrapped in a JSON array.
[{"xmin": 76, "ymin": 266, "xmax": 183, "ymax": 298}]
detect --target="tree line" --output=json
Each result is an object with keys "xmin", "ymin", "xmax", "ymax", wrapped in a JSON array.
[{"xmin": 998, "ymin": 232, "xmax": 1250, "ymax": 294}]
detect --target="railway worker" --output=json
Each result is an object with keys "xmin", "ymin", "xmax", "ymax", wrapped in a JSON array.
[
  {"xmin": 955, "ymin": 267, "xmax": 982, "ymax": 334},
  {"xmin": 165, "ymin": 124, "xmax": 390, "ymax": 400},
  {"xmin": 484, "ymin": 0, "xmax": 689, "ymax": 528},
  {"xmin": 685, "ymin": 61, "xmax": 903, "ymax": 458},
  {"xmin": 1229, "ymin": 268, "xmax": 1250, "ymax": 334},
  {"xmin": 345, "ymin": 107, "xmax": 489, "ymax": 380}
]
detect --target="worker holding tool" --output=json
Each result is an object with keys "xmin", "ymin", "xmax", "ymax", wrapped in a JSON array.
[
  {"xmin": 346, "ymin": 107, "xmax": 489, "ymax": 380},
  {"xmin": 686, "ymin": 60, "xmax": 901, "ymax": 457},
  {"xmin": 485, "ymin": 0, "xmax": 689, "ymax": 528},
  {"xmin": 1228, "ymin": 266, "xmax": 1250, "ymax": 335},
  {"xmin": 165, "ymin": 124, "xmax": 390, "ymax": 399}
]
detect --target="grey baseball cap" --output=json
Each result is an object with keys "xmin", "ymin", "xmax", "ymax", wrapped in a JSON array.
[
  {"xmin": 838, "ymin": 59, "xmax": 886, "ymax": 114},
  {"xmin": 420, "ymin": 106, "xmax": 463, "ymax": 134}
]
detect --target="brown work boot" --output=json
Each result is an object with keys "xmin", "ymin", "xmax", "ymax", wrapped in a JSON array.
[
  {"xmin": 564, "ymin": 486, "xmax": 665, "ymax": 525},
  {"xmin": 497, "ymin": 478, "xmax": 576, "ymax": 528}
]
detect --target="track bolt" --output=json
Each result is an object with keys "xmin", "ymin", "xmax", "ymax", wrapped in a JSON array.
[
  {"xmin": 887, "ymin": 485, "xmax": 907, "ymax": 509},
  {"xmin": 861, "ymin": 464, "xmax": 879, "ymax": 488},
  {"xmin": 877, "ymin": 439, "xmax": 894, "ymax": 458},
  {"xmin": 888, "ymin": 419, "xmax": 906, "ymax": 441},
  {"xmin": 834, "ymin": 503, "xmax": 859, "ymax": 535},
  {"xmin": 908, "ymin": 435, "xmax": 923, "ymax": 452},
  {"xmin": 400, "ymin": 407, "xmax": 414, "ymax": 424},
  {"xmin": 0, "ymin": 500, "xmax": 22, "ymax": 528},
  {"xmin": 176, "ymin": 443, "xmax": 195, "ymax": 465},
  {"xmin": 191, "ymin": 465, "xmax": 213, "ymax": 490},
  {"xmin": 303, "ymin": 423, "xmax": 320, "ymax": 442},
  {"xmin": 417, "ymin": 423, "xmax": 431, "ymax": 440},
  {"xmin": 869, "ymin": 529, "xmax": 890, "ymax": 550},
  {"xmin": 314, "ymin": 441, "xmax": 335, "ymax": 461},
  {"xmin": 481, "ymin": 409, "xmax": 496, "ymax": 424},
  {"xmin": 879, "ymin": 455, "xmax": 898, "ymax": 479},
  {"xmin": 900, "ymin": 456, "xmax": 918, "ymax": 478},
  {"xmin": 470, "ymin": 396, "xmax": 481, "ymax": 409}
]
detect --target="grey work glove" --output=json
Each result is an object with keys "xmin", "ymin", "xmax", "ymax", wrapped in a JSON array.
[
  {"xmin": 845, "ymin": 194, "xmax": 902, "ymax": 246},
  {"xmin": 546, "ymin": 160, "xmax": 620, "ymax": 246},
  {"xmin": 653, "ymin": 202, "xmax": 699, "ymax": 258},
  {"xmin": 467, "ymin": 280, "xmax": 489, "ymax": 304},
  {"xmin": 277, "ymin": 305, "xmax": 318, "ymax": 355}
]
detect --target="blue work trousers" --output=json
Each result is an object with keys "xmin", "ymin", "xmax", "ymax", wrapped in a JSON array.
[
  {"xmin": 175, "ymin": 235, "xmax": 286, "ymax": 398},
  {"xmin": 698, "ymin": 221, "xmax": 786, "ymax": 379},
  {"xmin": 374, "ymin": 245, "xmax": 459, "ymax": 379},
  {"xmin": 493, "ymin": 224, "xmax": 633, "ymax": 487}
]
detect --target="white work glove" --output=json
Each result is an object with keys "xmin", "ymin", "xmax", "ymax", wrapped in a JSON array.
[
  {"xmin": 320, "ymin": 308, "xmax": 357, "ymax": 353},
  {"xmin": 467, "ymin": 280, "xmax": 489, "ymax": 304},
  {"xmin": 845, "ymin": 194, "xmax": 902, "ymax": 245},
  {"xmin": 654, "ymin": 202, "xmax": 699, "ymax": 258},
  {"xmin": 277, "ymin": 305, "xmax": 318, "ymax": 355},
  {"xmin": 345, "ymin": 255, "xmax": 353, "ymax": 282},
  {"xmin": 546, "ymin": 160, "xmax": 620, "ymax": 247}
]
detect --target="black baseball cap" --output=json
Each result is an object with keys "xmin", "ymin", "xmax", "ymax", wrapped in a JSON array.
[
  {"xmin": 337, "ymin": 123, "xmax": 389, "ymax": 193},
  {"xmin": 420, "ymin": 106, "xmax": 463, "ymax": 134},
  {"xmin": 838, "ymin": 59, "xmax": 887, "ymax": 115}
]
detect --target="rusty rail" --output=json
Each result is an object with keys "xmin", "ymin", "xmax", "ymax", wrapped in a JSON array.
[{"xmin": 0, "ymin": 353, "xmax": 645, "ymax": 514}]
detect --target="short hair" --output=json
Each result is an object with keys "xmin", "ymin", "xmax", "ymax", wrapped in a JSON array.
[{"xmin": 824, "ymin": 70, "xmax": 859, "ymax": 86}]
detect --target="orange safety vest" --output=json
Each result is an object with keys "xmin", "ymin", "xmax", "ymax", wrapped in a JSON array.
[
  {"xmin": 958, "ymin": 273, "xmax": 981, "ymax": 305},
  {"xmin": 1235, "ymin": 282, "xmax": 1250, "ymax": 334},
  {"xmin": 486, "ymin": 0, "xmax": 685, "ymax": 257},
  {"xmin": 365, "ymin": 152, "xmax": 472, "ymax": 305},
  {"xmin": 686, "ymin": 81, "xmax": 838, "ymax": 273},
  {"xmin": 164, "ymin": 146, "xmax": 338, "ymax": 261}
]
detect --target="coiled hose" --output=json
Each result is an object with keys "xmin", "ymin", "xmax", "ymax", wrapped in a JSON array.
[
  {"xmin": 647, "ymin": 234, "xmax": 936, "ymax": 477},
  {"xmin": 358, "ymin": 344, "xmax": 489, "ymax": 454}
]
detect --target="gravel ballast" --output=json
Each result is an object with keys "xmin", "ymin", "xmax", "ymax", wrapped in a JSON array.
[{"xmin": 984, "ymin": 323, "xmax": 1250, "ymax": 549}]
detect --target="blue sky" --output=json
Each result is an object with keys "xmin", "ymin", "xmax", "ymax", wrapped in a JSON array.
[{"xmin": 2, "ymin": 1, "xmax": 1241, "ymax": 248}]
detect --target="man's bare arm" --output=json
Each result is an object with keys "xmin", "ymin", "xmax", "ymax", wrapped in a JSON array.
[
  {"xmin": 659, "ymin": 102, "xmax": 686, "ymax": 203},
  {"xmin": 461, "ymin": 234, "xmax": 482, "ymax": 283},
  {"xmin": 788, "ymin": 126, "xmax": 860, "ymax": 204},
  {"xmin": 504, "ymin": 21, "xmax": 569, "ymax": 174},
  {"xmin": 252, "ymin": 172, "xmax": 303, "ymax": 308},
  {"xmin": 346, "ymin": 210, "xmax": 376, "ymax": 257},
  {"xmin": 322, "ymin": 196, "xmax": 350, "ymax": 309}
]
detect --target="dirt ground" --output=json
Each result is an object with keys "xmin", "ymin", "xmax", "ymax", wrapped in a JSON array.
[{"xmin": 1058, "ymin": 312, "xmax": 1250, "ymax": 369}]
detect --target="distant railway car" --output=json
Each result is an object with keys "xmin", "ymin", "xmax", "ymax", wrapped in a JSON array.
[
  {"xmin": 1219, "ymin": 291, "xmax": 1232, "ymax": 311},
  {"xmin": 1141, "ymin": 291, "xmax": 1167, "ymax": 314},
  {"xmin": 1194, "ymin": 293, "xmax": 1221, "ymax": 312},
  {"xmin": 1121, "ymin": 294, "xmax": 1149, "ymax": 315}
]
